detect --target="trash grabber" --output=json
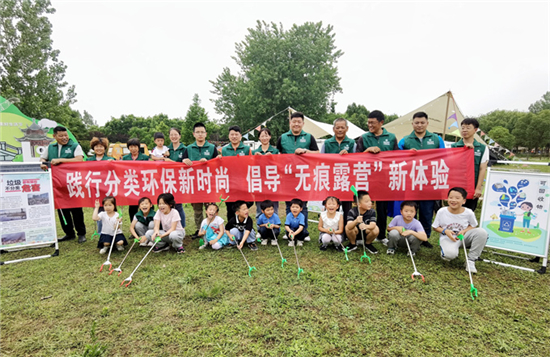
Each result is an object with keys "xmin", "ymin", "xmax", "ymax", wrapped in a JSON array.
[
  {"xmin": 403, "ymin": 228, "xmax": 425, "ymax": 282},
  {"xmin": 270, "ymin": 224, "xmax": 286, "ymax": 268},
  {"xmin": 199, "ymin": 216, "xmax": 215, "ymax": 248},
  {"xmin": 291, "ymin": 234, "xmax": 304, "ymax": 278},
  {"xmin": 110, "ymin": 238, "xmax": 139, "ymax": 276},
  {"xmin": 458, "ymin": 234, "xmax": 478, "ymax": 301},
  {"xmin": 91, "ymin": 221, "xmax": 100, "ymax": 241},
  {"xmin": 236, "ymin": 242, "xmax": 257, "ymax": 277},
  {"xmin": 99, "ymin": 216, "xmax": 122, "ymax": 272},
  {"xmin": 121, "ymin": 236, "xmax": 161, "ymax": 287},
  {"xmin": 332, "ymin": 233, "xmax": 349, "ymax": 261},
  {"xmin": 350, "ymin": 185, "xmax": 371, "ymax": 264}
]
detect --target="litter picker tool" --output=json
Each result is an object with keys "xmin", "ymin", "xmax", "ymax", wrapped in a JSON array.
[
  {"xmin": 91, "ymin": 221, "xmax": 100, "ymax": 241},
  {"xmin": 350, "ymin": 185, "xmax": 371, "ymax": 264},
  {"xmin": 403, "ymin": 228, "xmax": 425, "ymax": 282},
  {"xmin": 458, "ymin": 234, "xmax": 478, "ymax": 301},
  {"xmin": 333, "ymin": 232, "xmax": 349, "ymax": 261},
  {"xmin": 110, "ymin": 238, "xmax": 139, "ymax": 276},
  {"xmin": 237, "ymin": 242, "xmax": 257, "ymax": 277},
  {"xmin": 99, "ymin": 215, "xmax": 122, "ymax": 272},
  {"xmin": 269, "ymin": 223, "xmax": 287, "ymax": 268},
  {"xmin": 121, "ymin": 236, "xmax": 161, "ymax": 287},
  {"xmin": 291, "ymin": 234, "xmax": 304, "ymax": 278}
]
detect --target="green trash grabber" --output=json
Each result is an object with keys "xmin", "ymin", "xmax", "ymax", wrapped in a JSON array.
[
  {"xmin": 458, "ymin": 234, "xmax": 478, "ymax": 301},
  {"xmin": 270, "ymin": 224, "xmax": 287, "ymax": 268},
  {"xmin": 403, "ymin": 228, "xmax": 425, "ymax": 282},
  {"xmin": 91, "ymin": 221, "xmax": 100, "ymax": 241},
  {"xmin": 99, "ymin": 216, "xmax": 122, "ymax": 273},
  {"xmin": 350, "ymin": 185, "xmax": 371, "ymax": 264},
  {"xmin": 291, "ymin": 234, "xmax": 304, "ymax": 278},
  {"xmin": 121, "ymin": 236, "xmax": 161, "ymax": 287},
  {"xmin": 110, "ymin": 238, "xmax": 139, "ymax": 276},
  {"xmin": 237, "ymin": 243, "xmax": 257, "ymax": 277}
]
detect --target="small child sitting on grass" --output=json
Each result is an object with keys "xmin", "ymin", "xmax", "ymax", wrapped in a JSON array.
[
  {"xmin": 345, "ymin": 190, "xmax": 379, "ymax": 254},
  {"xmin": 129, "ymin": 197, "xmax": 156, "ymax": 247},
  {"xmin": 386, "ymin": 201, "xmax": 427, "ymax": 256},
  {"xmin": 146, "ymin": 193, "xmax": 186, "ymax": 254},
  {"xmin": 92, "ymin": 196, "xmax": 127, "ymax": 254},
  {"xmin": 432, "ymin": 187, "xmax": 488, "ymax": 274},
  {"xmin": 257, "ymin": 200, "xmax": 281, "ymax": 246},
  {"xmin": 198, "ymin": 203, "xmax": 232, "ymax": 250},
  {"xmin": 318, "ymin": 196, "xmax": 344, "ymax": 251},
  {"xmin": 285, "ymin": 198, "xmax": 307, "ymax": 247},
  {"xmin": 226, "ymin": 201, "xmax": 257, "ymax": 251}
]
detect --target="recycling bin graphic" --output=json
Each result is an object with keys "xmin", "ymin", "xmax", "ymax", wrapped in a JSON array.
[{"xmin": 499, "ymin": 214, "xmax": 516, "ymax": 233}]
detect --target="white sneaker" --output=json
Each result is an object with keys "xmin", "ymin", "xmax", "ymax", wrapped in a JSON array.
[
  {"xmin": 441, "ymin": 252, "xmax": 452, "ymax": 261},
  {"xmin": 99, "ymin": 247, "xmax": 108, "ymax": 254},
  {"xmin": 288, "ymin": 241, "xmax": 294, "ymax": 247},
  {"xmin": 304, "ymin": 235, "xmax": 310, "ymax": 242},
  {"xmin": 198, "ymin": 243, "xmax": 208, "ymax": 250},
  {"xmin": 271, "ymin": 240, "xmax": 278, "ymax": 246},
  {"xmin": 283, "ymin": 235, "xmax": 288, "ymax": 240},
  {"xmin": 139, "ymin": 241, "xmax": 148, "ymax": 247},
  {"xmin": 297, "ymin": 241, "xmax": 303, "ymax": 247},
  {"xmin": 407, "ymin": 251, "xmax": 415, "ymax": 257},
  {"xmin": 386, "ymin": 248, "xmax": 395, "ymax": 255},
  {"xmin": 116, "ymin": 245, "xmax": 124, "ymax": 251},
  {"xmin": 378, "ymin": 238, "xmax": 389, "ymax": 246},
  {"xmin": 261, "ymin": 239, "xmax": 268, "ymax": 246},
  {"xmin": 466, "ymin": 260, "xmax": 477, "ymax": 274},
  {"xmin": 147, "ymin": 241, "xmax": 154, "ymax": 247},
  {"xmin": 256, "ymin": 232, "xmax": 261, "ymax": 239}
]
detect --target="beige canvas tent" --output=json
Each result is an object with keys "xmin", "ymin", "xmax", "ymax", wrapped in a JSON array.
[{"xmin": 383, "ymin": 91, "xmax": 466, "ymax": 141}]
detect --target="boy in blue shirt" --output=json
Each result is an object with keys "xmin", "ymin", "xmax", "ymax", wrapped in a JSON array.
[
  {"xmin": 257, "ymin": 200, "xmax": 281, "ymax": 246},
  {"xmin": 285, "ymin": 198, "xmax": 307, "ymax": 247},
  {"xmin": 386, "ymin": 201, "xmax": 427, "ymax": 256}
]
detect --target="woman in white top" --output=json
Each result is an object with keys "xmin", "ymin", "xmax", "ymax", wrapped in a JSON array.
[{"xmin": 318, "ymin": 196, "xmax": 344, "ymax": 251}]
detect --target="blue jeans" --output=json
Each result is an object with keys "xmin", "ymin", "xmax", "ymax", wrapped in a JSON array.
[
  {"xmin": 175, "ymin": 203, "xmax": 186, "ymax": 228},
  {"xmin": 230, "ymin": 228, "xmax": 256, "ymax": 244},
  {"xmin": 417, "ymin": 200, "xmax": 435, "ymax": 239}
]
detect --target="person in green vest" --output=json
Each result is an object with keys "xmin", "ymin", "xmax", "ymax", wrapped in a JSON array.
[
  {"xmin": 183, "ymin": 122, "xmax": 219, "ymax": 239},
  {"xmin": 87, "ymin": 137, "xmax": 114, "ymax": 161},
  {"xmin": 451, "ymin": 118, "xmax": 489, "ymax": 211},
  {"xmin": 276, "ymin": 111, "xmax": 320, "ymax": 241},
  {"xmin": 164, "ymin": 127, "xmax": 186, "ymax": 163},
  {"xmin": 122, "ymin": 138, "xmax": 150, "ymax": 222},
  {"xmin": 40, "ymin": 126, "xmax": 86, "ymax": 243},
  {"xmin": 221, "ymin": 125, "xmax": 252, "ymax": 221},
  {"xmin": 321, "ymin": 118, "xmax": 356, "ymax": 224},
  {"xmin": 355, "ymin": 110, "xmax": 398, "ymax": 247},
  {"xmin": 252, "ymin": 127, "xmax": 280, "ymax": 226},
  {"xmin": 398, "ymin": 111, "xmax": 445, "ymax": 249}
]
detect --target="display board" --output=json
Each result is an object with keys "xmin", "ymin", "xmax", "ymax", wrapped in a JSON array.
[{"xmin": 0, "ymin": 163, "xmax": 58, "ymax": 264}]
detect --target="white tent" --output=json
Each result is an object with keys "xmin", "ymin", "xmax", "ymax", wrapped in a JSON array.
[
  {"xmin": 289, "ymin": 107, "xmax": 366, "ymax": 139},
  {"xmin": 383, "ymin": 91, "xmax": 466, "ymax": 141}
]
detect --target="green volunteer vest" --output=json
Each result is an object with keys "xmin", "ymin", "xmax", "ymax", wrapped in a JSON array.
[
  {"xmin": 47, "ymin": 139, "xmax": 79, "ymax": 160},
  {"xmin": 222, "ymin": 142, "xmax": 251, "ymax": 156},
  {"xmin": 122, "ymin": 153, "xmax": 150, "ymax": 161},
  {"xmin": 279, "ymin": 130, "xmax": 312, "ymax": 154},
  {"xmin": 360, "ymin": 128, "xmax": 397, "ymax": 152},
  {"xmin": 167, "ymin": 142, "xmax": 186, "ymax": 162},
  {"xmin": 452, "ymin": 139, "xmax": 487, "ymax": 186},
  {"xmin": 252, "ymin": 145, "xmax": 279, "ymax": 155},
  {"xmin": 186, "ymin": 141, "xmax": 217, "ymax": 161},
  {"xmin": 86, "ymin": 155, "xmax": 113, "ymax": 161},
  {"xmin": 135, "ymin": 209, "xmax": 156, "ymax": 226},
  {"xmin": 323, "ymin": 136, "xmax": 356, "ymax": 154},
  {"xmin": 402, "ymin": 130, "xmax": 441, "ymax": 150}
]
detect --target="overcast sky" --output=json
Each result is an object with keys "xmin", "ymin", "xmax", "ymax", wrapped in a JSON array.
[{"xmin": 49, "ymin": 1, "xmax": 549, "ymax": 126}]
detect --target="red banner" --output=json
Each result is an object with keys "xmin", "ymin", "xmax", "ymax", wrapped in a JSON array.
[{"xmin": 51, "ymin": 148, "xmax": 474, "ymax": 209}]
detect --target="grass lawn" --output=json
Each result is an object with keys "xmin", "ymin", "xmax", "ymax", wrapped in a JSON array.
[{"xmin": 1, "ymin": 204, "xmax": 549, "ymax": 356}]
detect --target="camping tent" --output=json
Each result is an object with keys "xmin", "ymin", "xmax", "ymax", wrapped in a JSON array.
[
  {"xmin": 289, "ymin": 107, "xmax": 366, "ymax": 139},
  {"xmin": 0, "ymin": 96, "xmax": 82, "ymax": 162},
  {"xmin": 383, "ymin": 91, "xmax": 467, "ymax": 141}
]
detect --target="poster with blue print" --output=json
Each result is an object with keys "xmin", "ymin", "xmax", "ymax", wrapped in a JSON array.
[{"xmin": 480, "ymin": 169, "xmax": 550, "ymax": 257}]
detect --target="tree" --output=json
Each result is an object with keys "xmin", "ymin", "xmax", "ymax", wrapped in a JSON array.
[
  {"xmin": 478, "ymin": 110, "xmax": 526, "ymax": 135},
  {"xmin": 211, "ymin": 21, "xmax": 343, "ymax": 137},
  {"xmin": 182, "ymin": 94, "xmax": 209, "ymax": 144},
  {"xmin": 488, "ymin": 126, "xmax": 515, "ymax": 150},
  {"xmin": 512, "ymin": 110, "xmax": 550, "ymax": 152},
  {"xmin": 0, "ymin": 0, "xmax": 76, "ymax": 125},
  {"xmin": 528, "ymin": 91, "xmax": 550, "ymax": 114}
]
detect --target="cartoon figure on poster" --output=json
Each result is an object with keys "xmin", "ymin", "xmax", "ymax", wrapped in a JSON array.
[{"xmin": 487, "ymin": 179, "xmax": 542, "ymax": 240}]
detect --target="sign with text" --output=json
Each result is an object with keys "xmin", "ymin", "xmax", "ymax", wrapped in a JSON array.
[{"xmin": 51, "ymin": 148, "xmax": 474, "ymax": 208}]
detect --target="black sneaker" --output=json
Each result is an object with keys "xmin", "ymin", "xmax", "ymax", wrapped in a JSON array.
[
  {"xmin": 153, "ymin": 245, "xmax": 170, "ymax": 253},
  {"xmin": 320, "ymin": 244, "xmax": 328, "ymax": 251},
  {"xmin": 248, "ymin": 243, "xmax": 258, "ymax": 251},
  {"xmin": 421, "ymin": 241, "xmax": 433, "ymax": 249},
  {"xmin": 345, "ymin": 243, "xmax": 357, "ymax": 252},
  {"xmin": 78, "ymin": 235, "xmax": 87, "ymax": 243},
  {"xmin": 365, "ymin": 243, "xmax": 379, "ymax": 254},
  {"xmin": 58, "ymin": 235, "xmax": 75, "ymax": 242},
  {"xmin": 335, "ymin": 245, "xmax": 344, "ymax": 252},
  {"xmin": 191, "ymin": 230, "xmax": 200, "ymax": 239}
]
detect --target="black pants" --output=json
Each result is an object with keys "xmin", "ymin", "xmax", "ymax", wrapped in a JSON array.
[
  {"xmin": 128, "ymin": 205, "xmax": 139, "ymax": 223},
  {"xmin": 375, "ymin": 201, "xmax": 390, "ymax": 240},
  {"xmin": 464, "ymin": 198, "xmax": 479, "ymax": 212},
  {"xmin": 57, "ymin": 208, "xmax": 86, "ymax": 237}
]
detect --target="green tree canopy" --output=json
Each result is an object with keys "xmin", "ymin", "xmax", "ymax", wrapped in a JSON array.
[
  {"xmin": 183, "ymin": 94, "xmax": 210, "ymax": 144},
  {"xmin": 211, "ymin": 21, "xmax": 343, "ymax": 139},
  {"xmin": 488, "ymin": 126, "xmax": 515, "ymax": 150},
  {"xmin": 478, "ymin": 110, "xmax": 526, "ymax": 135},
  {"xmin": 0, "ymin": 0, "xmax": 76, "ymax": 126},
  {"xmin": 528, "ymin": 91, "xmax": 550, "ymax": 114},
  {"xmin": 512, "ymin": 110, "xmax": 550, "ymax": 151}
]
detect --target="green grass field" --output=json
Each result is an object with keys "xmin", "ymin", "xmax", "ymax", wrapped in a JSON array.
[{"xmin": 1, "ymin": 204, "xmax": 549, "ymax": 356}]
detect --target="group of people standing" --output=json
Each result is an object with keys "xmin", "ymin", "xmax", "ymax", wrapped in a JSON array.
[{"xmin": 40, "ymin": 110, "xmax": 488, "ymax": 268}]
